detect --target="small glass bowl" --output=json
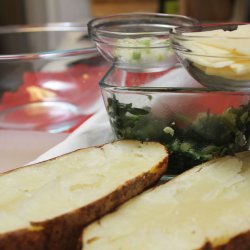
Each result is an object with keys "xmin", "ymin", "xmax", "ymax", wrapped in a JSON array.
[
  {"xmin": 0, "ymin": 23, "xmax": 109, "ymax": 132},
  {"xmin": 88, "ymin": 13, "xmax": 198, "ymax": 72},
  {"xmin": 170, "ymin": 23, "xmax": 250, "ymax": 91},
  {"xmin": 100, "ymin": 65, "xmax": 250, "ymax": 176}
]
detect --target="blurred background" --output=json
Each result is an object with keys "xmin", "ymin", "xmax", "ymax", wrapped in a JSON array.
[
  {"xmin": 0, "ymin": 0, "xmax": 249, "ymax": 133},
  {"xmin": 0, "ymin": 0, "xmax": 249, "ymax": 26}
]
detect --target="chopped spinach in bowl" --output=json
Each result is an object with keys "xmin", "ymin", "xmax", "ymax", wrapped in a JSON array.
[{"xmin": 107, "ymin": 97, "xmax": 250, "ymax": 175}]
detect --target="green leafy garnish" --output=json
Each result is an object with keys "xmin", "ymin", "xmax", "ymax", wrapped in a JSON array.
[
  {"xmin": 114, "ymin": 37, "xmax": 172, "ymax": 64},
  {"xmin": 107, "ymin": 96, "xmax": 250, "ymax": 175}
]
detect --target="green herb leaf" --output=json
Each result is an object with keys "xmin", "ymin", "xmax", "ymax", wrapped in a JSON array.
[{"xmin": 107, "ymin": 97, "xmax": 250, "ymax": 175}]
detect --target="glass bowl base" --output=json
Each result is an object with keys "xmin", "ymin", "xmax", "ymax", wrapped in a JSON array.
[
  {"xmin": 187, "ymin": 63, "xmax": 250, "ymax": 91},
  {"xmin": 0, "ymin": 102, "xmax": 86, "ymax": 133}
]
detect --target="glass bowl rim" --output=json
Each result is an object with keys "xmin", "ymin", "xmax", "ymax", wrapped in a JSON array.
[
  {"xmin": 170, "ymin": 22, "xmax": 250, "ymax": 39},
  {"xmin": 99, "ymin": 65, "xmax": 250, "ymax": 93},
  {"xmin": 88, "ymin": 12, "xmax": 199, "ymax": 46},
  {"xmin": 0, "ymin": 22, "xmax": 97, "ymax": 61},
  {"xmin": 91, "ymin": 40, "xmax": 171, "ymax": 49}
]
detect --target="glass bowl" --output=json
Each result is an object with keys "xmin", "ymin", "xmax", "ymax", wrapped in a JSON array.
[
  {"xmin": 0, "ymin": 23, "xmax": 109, "ymax": 132},
  {"xmin": 170, "ymin": 23, "xmax": 250, "ymax": 91},
  {"xmin": 88, "ymin": 13, "xmax": 199, "ymax": 72},
  {"xmin": 100, "ymin": 65, "xmax": 250, "ymax": 176}
]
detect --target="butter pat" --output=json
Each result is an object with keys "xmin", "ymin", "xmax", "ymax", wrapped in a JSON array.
[{"xmin": 182, "ymin": 24, "xmax": 250, "ymax": 80}]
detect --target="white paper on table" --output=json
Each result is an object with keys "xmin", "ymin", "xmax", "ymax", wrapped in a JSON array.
[
  {"xmin": 0, "ymin": 130, "xmax": 68, "ymax": 172},
  {"xmin": 29, "ymin": 108, "xmax": 115, "ymax": 164}
]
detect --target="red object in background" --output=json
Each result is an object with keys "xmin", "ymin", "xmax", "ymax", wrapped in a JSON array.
[
  {"xmin": 125, "ymin": 68, "xmax": 172, "ymax": 87},
  {"xmin": 188, "ymin": 93, "xmax": 243, "ymax": 115},
  {"xmin": 125, "ymin": 67, "xmax": 243, "ymax": 117},
  {"xmin": 0, "ymin": 64, "xmax": 109, "ymax": 132},
  {"xmin": 1, "ymin": 65, "xmax": 108, "ymax": 111}
]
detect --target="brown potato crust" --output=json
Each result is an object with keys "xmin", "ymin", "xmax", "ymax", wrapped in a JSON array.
[
  {"xmin": 0, "ymin": 141, "xmax": 168, "ymax": 250},
  {"xmin": 200, "ymin": 229, "xmax": 250, "ymax": 250}
]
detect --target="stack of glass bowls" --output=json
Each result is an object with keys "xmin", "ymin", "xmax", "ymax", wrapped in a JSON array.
[
  {"xmin": 0, "ymin": 13, "xmax": 198, "ymax": 133},
  {"xmin": 88, "ymin": 14, "xmax": 250, "ymax": 175}
]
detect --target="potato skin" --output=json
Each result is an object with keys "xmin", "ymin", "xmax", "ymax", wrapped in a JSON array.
[
  {"xmin": 80, "ymin": 152, "xmax": 250, "ymax": 250},
  {"xmin": 200, "ymin": 230, "xmax": 250, "ymax": 250},
  {"xmin": 0, "ymin": 143, "xmax": 168, "ymax": 250}
]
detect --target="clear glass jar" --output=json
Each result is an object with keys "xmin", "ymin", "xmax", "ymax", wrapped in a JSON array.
[{"xmin": 100, "ymin": 64, "xmax": 250, "ymax": 175}]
